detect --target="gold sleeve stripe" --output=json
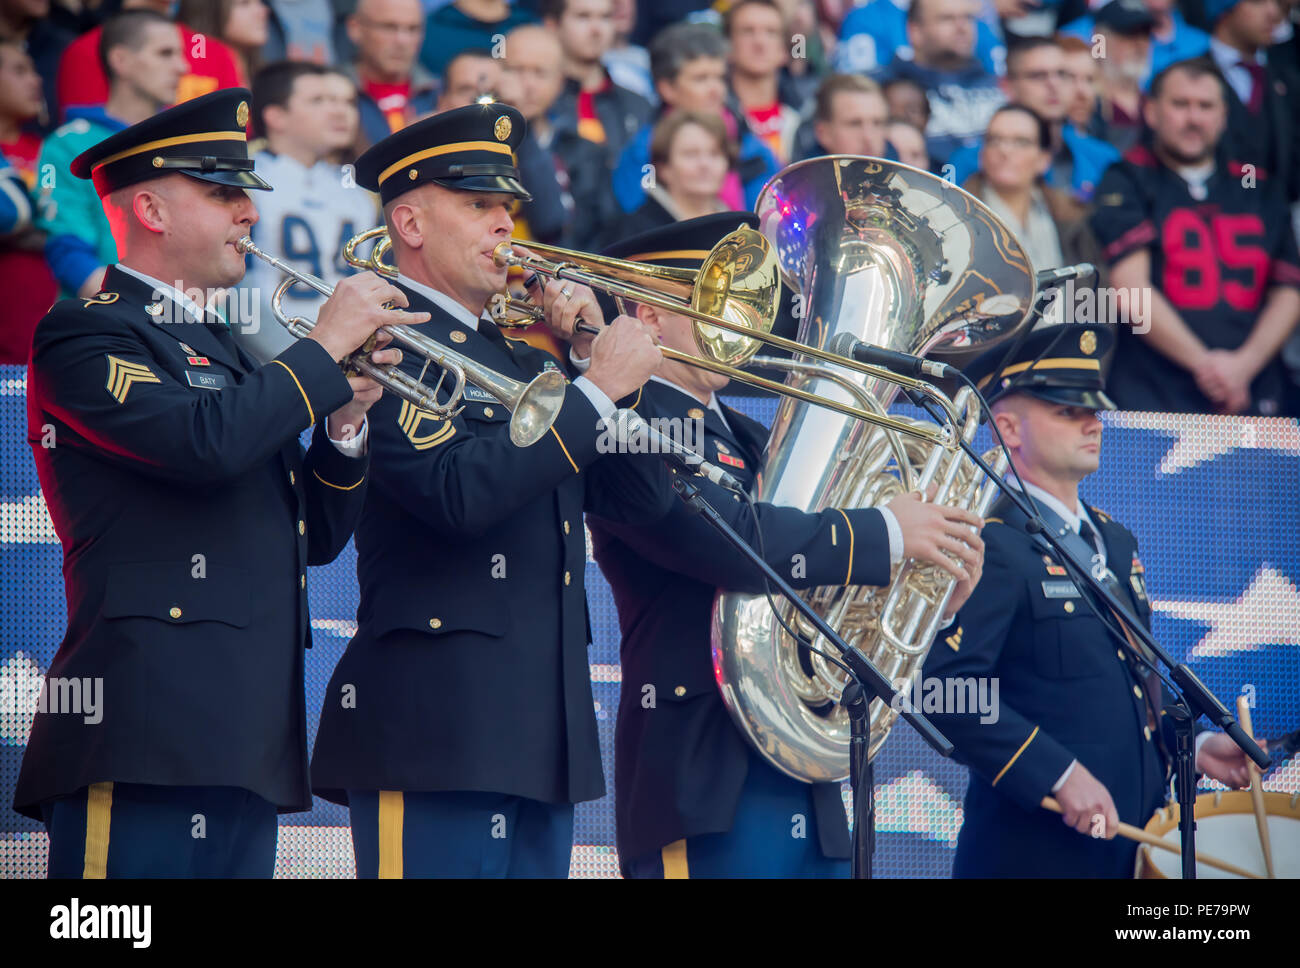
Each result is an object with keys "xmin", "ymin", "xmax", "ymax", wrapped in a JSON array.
[
  {"xmin": 551, "ymin": 425, "xmax": 579, "ymax": 474},
  {"xmin": 271, "ymin": 360, "xmax": 314, "ymax": 425},
  {"xmin": 834, "ymin": 508, "xmax": 855, "ymax": 586},
  {"xmin": 661, "ymin": 839, "xmax": 690, "ymax": 879},
  {"xmin": 377, "ymin": 790, "xmax": 404, "ymax": 879},
  {"xmin": 105, "ymin": 355, "xmax": 160, "ymax": 403},
  {"xmin": 313, "ymin": 469, "xmax": 365, "ymax": 491},
  {"xmin": 82, "ymin": 781, "xmax": 113, "ymax": 878},
  {"xmin": 399, "ymin": 400, "xmax": 457, "ymax": 449},
  {"xmin": 992, "ymin": 726, "xmax": 1040, "ymax": 787}
]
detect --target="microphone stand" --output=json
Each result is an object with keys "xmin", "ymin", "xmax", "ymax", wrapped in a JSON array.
[{"xmin": 667, "ymin": 473, "xmax": 954, "ymax": 879}]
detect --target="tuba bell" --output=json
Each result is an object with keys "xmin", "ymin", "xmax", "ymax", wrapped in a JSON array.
[{"xmin": 711, "ymin": 156, "xmax": 1039, "ymax": 782}]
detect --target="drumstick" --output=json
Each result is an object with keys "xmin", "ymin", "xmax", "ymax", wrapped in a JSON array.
[
  {"xmin": 1040, "ymin": 797, "xmax": 1262, "ymax": 879},
  {"xmin": 1236, "ymin": 696, "xmax": 1275, "ymax": 878}
]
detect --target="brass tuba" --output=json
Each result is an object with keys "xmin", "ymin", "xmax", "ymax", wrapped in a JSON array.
[{"xmin": 711, "ymin": 157, "xmax": 1038, "ymax": 782}]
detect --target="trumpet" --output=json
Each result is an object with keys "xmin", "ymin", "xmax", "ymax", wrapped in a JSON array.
[{"xmin": 236, "ymin": 236, "xmax": 567, "ymax": 448}]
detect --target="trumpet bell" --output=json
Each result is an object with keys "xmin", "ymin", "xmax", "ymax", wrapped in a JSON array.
[{"xmin": 510, "ymin": 369, "xmax": 567, "ymax": 447}]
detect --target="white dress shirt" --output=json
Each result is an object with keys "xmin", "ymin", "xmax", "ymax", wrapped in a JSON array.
[
  {"xmin": 1209, "ymin": 36, "xmax": 1267, "ymax": 108},
  {"xmin": 116, "ymin": 263, "xmax": 367, "ymax": 456}
]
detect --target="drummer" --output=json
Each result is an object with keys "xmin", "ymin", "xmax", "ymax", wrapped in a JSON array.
[{"xmin": 921, "ymin": 324, "xmax": 1263, "ymax": 878}]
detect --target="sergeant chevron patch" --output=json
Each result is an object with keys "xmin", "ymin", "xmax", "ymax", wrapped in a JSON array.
[
  {"xmin": 398, "ymin": 399, "xmax": 456, "ymax": 450},
  {"xmin": 105, "ymin": 355, "xmax": 161, "ymax": 403}
]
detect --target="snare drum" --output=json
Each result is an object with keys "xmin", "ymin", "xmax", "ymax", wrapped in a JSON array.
[{"xmin": 1137, "ymin": 790, "xmax": 1300, "ymax": 878}]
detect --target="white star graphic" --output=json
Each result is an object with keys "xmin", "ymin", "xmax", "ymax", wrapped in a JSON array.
[
  {"xmin": 869, "ymin": 769, "xmax": 964, "ymax": 845},
  {"xmin": 1153, "ymin": 565, "xmax": 1300, "ymax": 657},
  {"xmin": 1104, "ymin": 412, "xmax": 1300, "ymax": 475}
]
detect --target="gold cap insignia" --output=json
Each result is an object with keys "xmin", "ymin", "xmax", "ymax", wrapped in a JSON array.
[
  {"xmin": 450, "ymin": 330, "xmax": 468, "ymax": 343},
  {"xmin": 1080, "ymin": 331, "xmax": 1097, "ymax": 355},
  {"xmin": 687, "ymin": 407, "xmax": 705, "ymax": 420},
  {"xmin": 409, "ymin": 168, "xmax": 418, "ymax": 180},
  {"xmin": 236, "ymin": 100, "xmax": 249, "ymax": 128},
  {"xmin": 494, "ymin": 116, "xmax": 512, "ymax": 141},
  {"xmin": 152, "ymin": 156, "xmax": 164, "ymax": 168},
  {"xmin": 145, "ymin": 301, "xmax": 164, "ymax": 315}
]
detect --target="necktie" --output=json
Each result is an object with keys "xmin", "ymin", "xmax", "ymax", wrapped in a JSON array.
[{"xmin": 1239, "ymin": 60, "xmax": 1265, "ymax": 113}]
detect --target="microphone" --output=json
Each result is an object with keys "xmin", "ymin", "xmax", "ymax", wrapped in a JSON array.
[
  {"xmin": 612, "ymin": 409, "xmax": 746, "ymax": 494},
  {"xmin": 828, "ymin": 332, "xmax": 952, "ymax": 379},
  {"xmin": 1035, "ymin": 263, "xmax": 1096, "ymax": 287}
]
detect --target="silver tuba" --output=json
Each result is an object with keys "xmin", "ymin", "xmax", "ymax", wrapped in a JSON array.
[{"xmin": 711, "ymin": 156, "xmax": 1039, "ymax": 782}]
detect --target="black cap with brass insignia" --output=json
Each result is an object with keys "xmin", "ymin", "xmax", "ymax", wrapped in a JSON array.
[
  {"xmin": 70, "ymin": 88, "xmax": 270, "ymax": 197},
  {"xmin": 964, "ymin": 323, "xmax": 1116, "ymax": 410},
  {"xmin": 355, "ymin": 102, "xmax": 530, "ymax": 206}
]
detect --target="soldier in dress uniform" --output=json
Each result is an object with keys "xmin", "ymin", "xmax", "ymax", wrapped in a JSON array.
[
  {"xmin": 15, "ymin": 88, "xmax": 418, "ymax": 877},
  {"xmin": 922, "ymin": 322, "xmax": 1261, "ymax": 877},
  {"xmin": 579, "ymin": 214, "xmax": 987, "ymax": 877},
  {"xmin": 309, "ymin": 103, "xmax": 670, "ymax": 878}
]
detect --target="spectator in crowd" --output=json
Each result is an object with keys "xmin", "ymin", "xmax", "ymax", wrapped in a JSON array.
[
  {"xmin": 262, "ymin": 0, "xmax": 348, "ymax": 64},
  {"xmin": 725, "ymin": 0, "xmax": 800, "ymax": 164},
  {"xmin": 37, "ymin": 8, "xmax": 188, "ymax": 299},
  {"xmin": 835, "ymin": 0, "xmax": 1006, "ymax": 78},
  {"xmin": 1206, "ymin": 0, "xmax": 1298, "ymax": 202},
  {"xmin": 880, "ymin": 0, "xmax": 1005, "ymax": 168},
  {"xmin": 0, "ymin": 38, "xmax": 42, "ymax": 176},
  {"xmin": 945, "ymin": 36, "xmax": 1119, "ymax": 199},
  {"xmin": 437, "ymin": 47, "xmax": 504, "ymax": 109},
  {"xmin": 1058, "ymin": 32, "xmax": 1102, "ymax": 131},
  {"xmin": 543, "ymin": 0, "xmax": 653, "ymax": 167},
  {"xmin": 1088, "ymin": 0, "xmax": 1155, "ymax": 154},
  {"xmin": 344, "ymin": 0, "xmax": 438, "ymax": 151},
  {"xmin": 888, "ymin": 117, "xmax": 930, "ymax": 168},
  {"xmin": 604, "ymin": 0, "xmax": 654, "ymax": 101},
  {"xmin": 612, "ymin": 23, "xmax": 779, "ymax": 214},
  {"xmin": 1091, "ymin": 57, "xmax": 1300, "ymax": 415},
  {"xmin": 234, "ymin": 61, "xmax": 377, "ymax": 364},
  {"xmin": 0, "ymin": 0, "xmax": 72, "ymax": 131},
  {"xmin": 793, "ymin": 73, "xmax": 889, "ymax": 160},
  {"xmin": 0, "ymin": 149, "xmax": 55, "ymax": 364},
  {"xmin": 883, "ymin": 74, "xmax": 930, "ymax": 130},
  {"xmin": 964, "ymin": 105, "xmax": 1104, "ymax": 327},
  {"xmin": 420, "ymin": 0, "xmax": 536, "ymax": 76},
  {"xmin": 1060, "ymin": 0, "xmax": 1210, "ymax": 82},
  {"xmin": 56, "ymin": 0, "xmax": 242, "ymax": 118},
  {"xmin": 623, "ymin": 109, "xmax": 734, "ymax": 238},
  {"xmin": 176, "ymin": 0, "xmax": 271, "ymax": 84},
  {"xmin": 773, "ymin": 0, "xmax": 827, "ymax": 107},
  {"xmin": 506, "ymin": 22, "xmax": 618, "ymax": 249}
]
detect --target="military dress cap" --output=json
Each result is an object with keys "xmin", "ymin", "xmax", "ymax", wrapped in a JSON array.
[
  {"xmin": 355, "ymin": 102, "xmax": 531, "ymax": 206},
  {"xmin": 70, "ymin": 88, "xmax": 270, "ymax": 197},
  {"xmin": 601, "ymin": 212, "xmax": 760, "ymax": 269},
  {"xmin": 965, "ymin": 323, "xmax": 1117, "ymax": 410}
]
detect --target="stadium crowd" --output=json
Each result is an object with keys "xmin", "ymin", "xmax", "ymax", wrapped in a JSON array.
[{"xmin": 2, "ymin": 0, "xmax": 1299, "ymax": 415}]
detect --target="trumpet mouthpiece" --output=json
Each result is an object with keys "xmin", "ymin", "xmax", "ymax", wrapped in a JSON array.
[{"xmin": 235, "ymin": 237, "xmax": 256, "ymax": 255}]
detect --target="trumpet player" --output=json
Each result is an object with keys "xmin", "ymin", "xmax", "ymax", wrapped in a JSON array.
[
  {"xmin": 309, "ymin": 102, "xmax": 673, "ymax": 878},
  {"xmin": 921, "ymin": 324, "xmax": 1262, "ymax": 877},
  {"xmin": 580, "ymin": 215, "xmax": 987, "ymax": 878},
  {"xmin": 15, "ymin": 89, "xmax": 416, "ymax": 877}
]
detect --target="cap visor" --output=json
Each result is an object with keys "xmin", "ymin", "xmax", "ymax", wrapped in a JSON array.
[
  {"xmin": 432, "ymin": 174, "xmax": 532, "ymax": 202},
  {"xmin": 181, "ymin": 169, "xmax": 273, "ymax": 191},
  {"xmin": 1026, "ymin": 387, "xmax": 1113, "ymax": 409}
]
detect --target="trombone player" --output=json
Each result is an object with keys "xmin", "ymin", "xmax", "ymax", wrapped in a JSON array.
[
  {"xmin": 310, "ymin": 102, "xmax": 672, "ymax": 878},
  {"xmin": 579, "ymin": 215, "xmax": 987, "ymax": 878}
]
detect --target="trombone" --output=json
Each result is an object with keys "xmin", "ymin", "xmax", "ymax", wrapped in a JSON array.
[
  {"xmin": 344, "ymin": 226, "xmax": 960, "ymax": 447},
  {"xmin": 237, "ymin": 236, "xmax": 566, "ymax": 447}
]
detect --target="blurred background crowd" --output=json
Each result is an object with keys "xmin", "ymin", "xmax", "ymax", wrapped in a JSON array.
[{"xmin": 2, "ymin": 0, "xmax": 1299, "ymax": 414}]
